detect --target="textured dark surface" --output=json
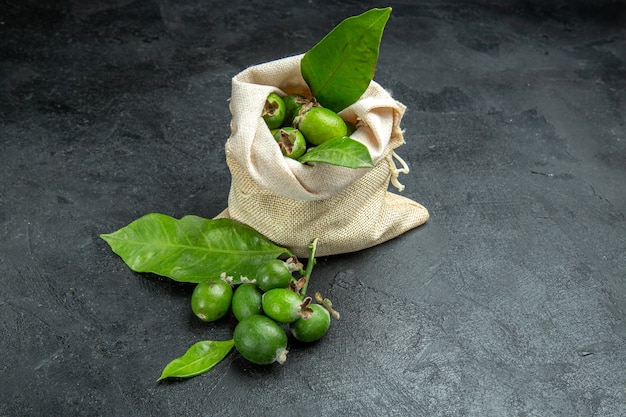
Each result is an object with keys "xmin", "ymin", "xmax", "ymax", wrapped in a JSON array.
[{"xmin": 1, "ymin": 1, "xmax": 625, "ymax": 416}]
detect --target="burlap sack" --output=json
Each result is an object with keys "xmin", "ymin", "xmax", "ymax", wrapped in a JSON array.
[{"xmin": 217, "ymin": 54, "xmax": 429, "ymax": 257}]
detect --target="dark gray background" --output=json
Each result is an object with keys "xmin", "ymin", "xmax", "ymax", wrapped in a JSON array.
[{"xmin": 1, "ymin": 1, "xmax": 625, "ymax": 416}]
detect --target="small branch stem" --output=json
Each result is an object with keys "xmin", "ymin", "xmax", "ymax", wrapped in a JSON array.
[{"xmin": 299, "ymin": 238, "xmax": 319, "ymax": 298}]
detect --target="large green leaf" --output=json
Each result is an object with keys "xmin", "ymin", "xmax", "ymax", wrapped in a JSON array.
[
  {"xmin": 297, "ymin": 136, "xmax": 374, "ymax": 168},
  {"xmin": 157, "ymin": 340, "xmax": 234, "ymax": 381},
  {"xmin": 100, "ymin": 213, "xmax": 291, "ymax": 283},
  {"xmin": 301, "ymin": 7, "xmax": 391, "ymax": 113}
]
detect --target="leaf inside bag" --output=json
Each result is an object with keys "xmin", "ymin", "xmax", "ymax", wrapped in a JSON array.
[
  {"xmin": 297, "ymin": 136, "xmax": 374, "ymax": 168},
  {"xmin": 301, "ymin": 7, "xmax": 391, "ymax": 113}
]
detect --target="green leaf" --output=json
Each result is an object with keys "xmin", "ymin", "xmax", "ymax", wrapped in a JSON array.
[
  {"xmin": 100, "ymin": 214, "xmax": 291, "ymax": 283},
  {"xmin": 157, "ymin": 340, "xmax": 234, "ymax": 381},
  {"xmin": 297, "ymin": 136, "xmax": 374, "ymax": 168},
  {"xmin": 301, "ymin": 7, "xmax": 391, "ymax": 113}
]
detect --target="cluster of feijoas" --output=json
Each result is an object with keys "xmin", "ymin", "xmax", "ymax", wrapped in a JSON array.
[
  {"xmin": 190, "ymin": 256, "xmax": 335, "ymax": 365},
  {"xmin": 262, "ymin": 93, "xmax": 356, "ymax": 160}
]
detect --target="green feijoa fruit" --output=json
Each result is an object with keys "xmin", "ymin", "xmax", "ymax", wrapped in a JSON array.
[
  {"xmin": 273, "ymin": 127, "xmax": 307, "ymax": 159},
  {"xmin": 262, "ymin": 288, "xmax": 304, "ymax": 324},
  {"xmin": 233, "ymin": 314, "xmax": 288, "ymax": 365},
  {"xmin": 191, "ymin": 279, "xmax": 233, "ymax": 322},
  {"xmin": 295, "ymin": 107, "xmax": 347, "ymax": 146},
  {"xmin": 282, "ymin": 94, "xmax": 310, "ymax": 126},
  {"xmin": 255, "ymin": 259, "xmax": 293, "ymax": 292},
  {"xmin": 290, "ymin": 303, "xmax": 331, "ymax": 343},
  {"xmin": 262, "ymin": 93, "xmax": 286, "ymax": 129},
  {"xmin": 231, "ymin": 283, "xmax": 263, "ymax": 321}
]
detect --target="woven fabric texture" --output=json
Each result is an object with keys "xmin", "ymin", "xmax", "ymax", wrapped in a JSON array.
[{"xmin": 217, "ymin": 54, "xmax": 429, "ymax": 257}]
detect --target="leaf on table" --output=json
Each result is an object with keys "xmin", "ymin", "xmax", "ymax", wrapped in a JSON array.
[
  {"xmin": 100, "ymin": 213, "xmax": 291, "ymax": 283},
  {"xmin": 297, "ymin": 136, "xmax": 374, "ymax": 168},
  {"xmin": 157, "ymin": 339, "xmax": 235, "ymax": 381},
  {"xmin": 301, "ymin": 7, "xmax": 391, "ymax": 113}
]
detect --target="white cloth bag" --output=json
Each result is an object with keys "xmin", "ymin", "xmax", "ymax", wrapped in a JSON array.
[{"xmin": 217, "ymin": 54, "xmax": 428, "ymax": 257}]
